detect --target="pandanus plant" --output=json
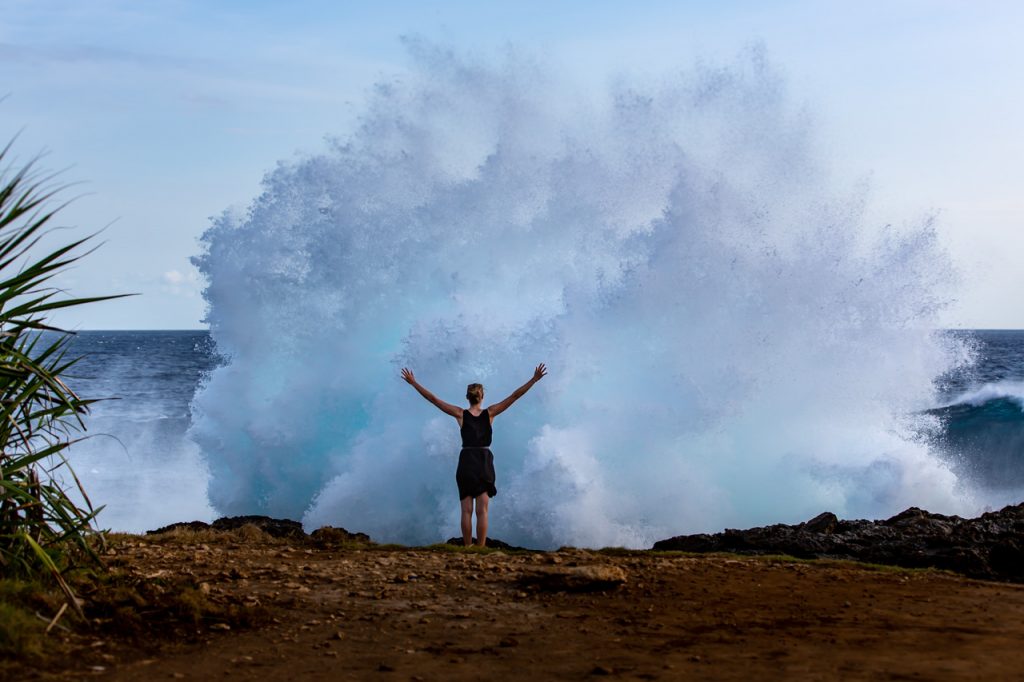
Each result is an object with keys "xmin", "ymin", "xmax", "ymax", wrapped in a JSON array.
[{"xmin": 0, "ymin": 135, "xmax": 124, "ymax": 607}]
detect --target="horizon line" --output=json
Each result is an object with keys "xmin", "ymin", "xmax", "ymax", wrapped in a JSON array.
[{"xmin": 68, "ymin": 327, "xmax": 1024, "ymax": 333}]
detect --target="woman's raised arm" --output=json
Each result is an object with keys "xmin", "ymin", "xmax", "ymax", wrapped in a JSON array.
[
  {"xmin": 401, "ymin": 368, "xmax": 462, "ymax": 418},
  {"xmin": 487, "ymin": 363, "xmax": 547, "ymax": 419}
]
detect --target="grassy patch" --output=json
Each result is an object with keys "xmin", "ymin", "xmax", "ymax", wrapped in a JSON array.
[
  {"xmin": 0, "ymin": 579, "xmax": 65, "ymax": 659},
  {"xmin": 796, "ymin": 556, "xmax": 955, "ymax": 577},
  {"xmin": 635, "ymin": 548, "xmax": 957, "ymax": 578},
  {"xmin": 421, "ymin": 543, "xmax": 501, "ymax": 554},
  {"xmin": 595, "ymin": 547, "xmax": 647, "ymax": 557},
  {"xmin": 418, "ymin": 542, "xmax": 538, "ymax": 555},
  {"xmin": 139, "ymin": 525, "xmax": 287, "ymax": 546},
  {"xmin": 0, "ymin": 601, "xmax": 44, "ymax": 658}
]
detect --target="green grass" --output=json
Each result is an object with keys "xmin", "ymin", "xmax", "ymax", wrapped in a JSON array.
[
  {"xmin": 0, "ymin": 578, "xmax": 63, "ymax": 659},
  {"xmin": 0, "ymin": 601, "xmax": 44, "ymax": 658},
  {"xmin": 420, "ymin": 542, "xmax": 506, "ymax": 554},
  {"xmin": 602, "ymin": 547, "xmax": 957, "ymax": 578},
  {"xmin": 141, "ymin": 525, "xmax": 287, "ymax": 546}
]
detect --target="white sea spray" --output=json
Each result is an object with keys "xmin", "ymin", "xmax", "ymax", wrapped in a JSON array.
[{"xmin": 190, "ymin": 43, "xmax": 976, "ymax": 548}]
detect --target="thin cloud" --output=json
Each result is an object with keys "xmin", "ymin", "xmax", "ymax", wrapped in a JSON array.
[
  {"xmin": 161, "ymin": 268, "xmax": 201, "ymax": 296},
  {"xmin": 0, "ymin": 41, "xmax": 210, "ymax": 70}
]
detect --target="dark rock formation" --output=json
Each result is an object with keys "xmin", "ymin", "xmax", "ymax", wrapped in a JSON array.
[
  {"xmin": 310, "ymin": 526, "xmax": 372, "ymax": 546},
  {"xmin": 147, "ymin": 515, "xmax": 305, "ymax": 539},
  {"xmin": 652, "ymin": 503, "xmax": 1024, "ymax": 582},
  {"xmin": 211, "ymin": 515, "xmax": 306, "ymax": 538},
  {"xmin": 444, "ymin": 537, "xmax": 531, "ymax": 551},
  {"xmin": 146, "ymin": 520, "xmax": 211, "ymax": 535},
  {"xmin": 147, "ymin": 516, "xmax": 375, "ymax": 544}
]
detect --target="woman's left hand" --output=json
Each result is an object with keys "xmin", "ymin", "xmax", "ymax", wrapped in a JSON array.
[
  {"xmin": 401, "ymin": 368, "xmax": 416, "ymax": 385},
  {"xmin": 532, "ymin": 363, "xmax": 547, "ymax": 382}
]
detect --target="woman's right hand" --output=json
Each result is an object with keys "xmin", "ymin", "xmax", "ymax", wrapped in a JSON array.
[{"xmin": 401, "ymin": 368, "xmax": 416, "ymax": 385}]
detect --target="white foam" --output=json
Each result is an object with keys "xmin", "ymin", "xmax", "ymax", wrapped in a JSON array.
[{"xmin": 942, "ymin": 381, "xmax": 1024, "ymax": 410}]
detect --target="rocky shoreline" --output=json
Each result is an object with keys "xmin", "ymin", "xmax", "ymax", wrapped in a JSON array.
[
  {"xmin": 148, "ymin": 503, "xmax": 1024, "ymax": 583},
  {"xmin": 653, "ymin": 503, "xmax": 1024, "ymax": 582}
]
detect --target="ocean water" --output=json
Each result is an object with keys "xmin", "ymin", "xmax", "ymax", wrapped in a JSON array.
[
  {"xmin": 64, "ymin": 329, "xmax": 1024, "ymax": 539},
  {"xmin": 63, "ymin": 331, "xmax": 219, "ymax": 532},
  {"xmin": 929, "ymin": 330, "xmax": 1024, "ymax": 497}
]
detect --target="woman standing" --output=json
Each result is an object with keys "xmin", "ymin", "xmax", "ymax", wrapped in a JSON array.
[{"xmin": 401, "ymin": 364, "xmax": 547, "ymax": 546}]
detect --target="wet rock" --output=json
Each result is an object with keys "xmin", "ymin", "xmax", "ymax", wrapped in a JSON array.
[{"xmin": 652, "ymin": 502, "xmax": 1024, "ymax": 582}]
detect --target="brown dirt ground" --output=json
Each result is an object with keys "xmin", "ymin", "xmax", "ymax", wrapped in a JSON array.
[{"xmin": 12, "ymin": 533, "xmax": 1024, "ymax": 681}]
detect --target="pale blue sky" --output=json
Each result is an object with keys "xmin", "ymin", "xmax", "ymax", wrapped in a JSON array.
[{"xmin": 1, "ymin": 0, "xmax": 1021, "ymax": 328}]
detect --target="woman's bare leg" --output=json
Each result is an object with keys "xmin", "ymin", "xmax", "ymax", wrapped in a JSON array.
[
  {"xmin": 474, "ymin": 493, "xmax": 490, "ymax": 547},
  {"xmin": 460, "ymin": 496, "xmax": 474, "ymax": 546}
]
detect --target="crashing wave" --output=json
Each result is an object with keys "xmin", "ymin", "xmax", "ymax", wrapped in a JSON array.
[{"xmin": 190, "ymin": 43, "xmax": 976, "ymax": 548}]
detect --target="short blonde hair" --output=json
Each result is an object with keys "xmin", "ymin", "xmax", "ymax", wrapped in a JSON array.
[{"xmin": 466, "ymin": 383, "xmax": 484, "ymax": 405}]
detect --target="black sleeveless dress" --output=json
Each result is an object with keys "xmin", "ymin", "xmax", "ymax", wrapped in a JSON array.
[{"xmin": 456, "ymin": 409, "xmax": 497, "ymax": 499}]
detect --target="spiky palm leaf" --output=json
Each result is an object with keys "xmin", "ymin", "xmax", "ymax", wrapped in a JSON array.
[{"xmin": 0, "ymin": 136, "xmax": 127, "ymax": 588}]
